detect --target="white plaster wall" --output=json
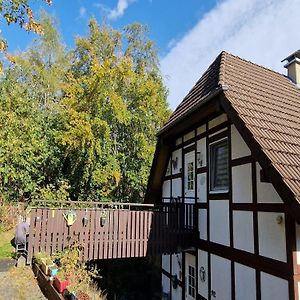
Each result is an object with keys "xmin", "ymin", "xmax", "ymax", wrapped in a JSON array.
[
  {"xmin": 183, "ymin": 130, "xmax": 195, "ymax": 142},
  {"xmin": 235, "ymin": 263, "xmax": 256, "ymax": 300},
  {"xmin": 258, "ymin": 212, "xmax": 286, "ymax": 262},
  {"xmin": 165, "ymin": 158, "xmax": 171, "ymax": 176},
  {"xmin": 208, "ymin": 114, "xmax": 227, "ymax": 129},
  {"xmin": 232, "ymin": 163, "xmax": 252, "ymax": 203},
  {"xmin": 231, "ymin": 125, "xmax": 251, "ymax": 159},
  {"xmin": 196, "ymin": 137, "xmax": 206, "ymax": 168},
  {"xmin": 256, "ymin": 163, "xmax": 283, "ymax": 203},
  {"xmin": 172, "ymin": 149, "xmax": 182, "ymax": 174},
  {"xmin": 172, "ymin": 253, "xmax": 182, "ymax": 281},
  {"xmin": 199, "ymin": 209, "xmax": 207, "ymax": 240},
  {"xmin": 208, "ymin": 127, "xmax": 227, "ymax": 137},
  {"xmin": 197, "ymin": 124, "xmax": 206, "ymax": 135},
  {"xmin": 210, "ymin": 200, "xmax": 230, "ymax": 246},
  {"xmin": 162, "ymin": 255, "xmax": 170, "ymax": 272},
  {"xmin": 172, "ymin": 285, "xmax": 182, "ymax": 300},
  {"xmin": 296, "ymin": 223, "xmax": 300, "ymax": 264},
  {"xmin": 233, "ymin": 211, "xmax": 254, "ymax": 253},
  {"xmin": 198, "ymin": 250, "xmax": 208, "ymax": 299},
  {"xmin": 197, "ymin": 173, "xmax": 207, "ymax": 203},
  {"xmin": 162, "ymin": 180, "xmax": 171, "ymax": 199},
  {"xmin": 172, "ymin": 178, "xmax": 182, "ymax": 198},
  {"xmin": 211, "ymin": 254, "xmax": 231, "ymax": 300},
  {"xmin": 162, "ymin": 274, "xmax": 170, "ymax": 295},
  {"xmin": 176, "ymin": 137, "xmax": 182, "ymax": 146},
  {"xmin": 184, "ymin": 143, "xmax": 194, "ymax": 149},
  {"xmin": 261, "ymin": 272, "xmax": 289, "ymax": 300}
]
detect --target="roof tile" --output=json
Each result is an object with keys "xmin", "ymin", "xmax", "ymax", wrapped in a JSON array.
[{"xmin": 163, "ymin": 51, "xmax": 300, "ymax": 201}]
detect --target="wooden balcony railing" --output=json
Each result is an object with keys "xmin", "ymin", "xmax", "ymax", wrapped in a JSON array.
[{"xmin": 27, "ymin": 202, "xmax": 197, "ymax": 263}]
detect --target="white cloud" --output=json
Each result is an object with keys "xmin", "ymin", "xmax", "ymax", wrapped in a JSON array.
[
  {"xmin": 108, "ymin": 0, "xmax": 135, "ymax": 20},
  {"xmin": 161, "ymin": 0, "xmax": 300, "ymax": 110},
  {"xmin": 79, "ymin": 6, "xmax": 86, "ymax": 18}
]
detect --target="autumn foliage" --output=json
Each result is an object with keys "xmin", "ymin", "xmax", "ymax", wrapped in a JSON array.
[{"xmin": 0, "ymin": 14, "xmax": 170, "ymax": 203}]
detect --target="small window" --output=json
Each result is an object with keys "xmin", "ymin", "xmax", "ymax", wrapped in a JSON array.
[
  {"xmin": 188, "ymin": 265, "xmax": 196, "ymax": 298},
  {"xmin": 210, "ymin": 139, "xmax": 229, "ymax": 192},
  {"xmin": 187, "ymin": 162, "xmax": 194, "ymax": 191}
]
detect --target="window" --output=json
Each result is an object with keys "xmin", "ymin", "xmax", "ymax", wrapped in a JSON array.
[
  {"xmin": 188, "ymin": 265, "xmax": 196, "ymax": 298},
  {"xmin": 187, "ymin": 162, "xmax": 194, "ymax": 190},
  {"xmin": 210, "ymin": 139, "xmax": 229, "ymax": 192}
]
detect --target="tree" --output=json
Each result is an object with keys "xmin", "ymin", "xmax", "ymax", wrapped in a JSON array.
[
  {"xmin": 0, "ymin": 12, "xmax": 68, "ymax": 201},
  {"xmin": 0, "ymin": 0, "xmax": 52, "ymax": 72},
  {"xmin": 0, "ymin": 69, "xmax": 51, "ymax": 200},
  {"xmin": 58, "ymin": 20, "xmax": 170, "ymax": 202},
  {"xmin": 11, "ymin": 11, "xmax": 70, "ymax": 107},
  {"xmin": 0, "ymin": 16, "xmax": 170, "ymax": 203}
]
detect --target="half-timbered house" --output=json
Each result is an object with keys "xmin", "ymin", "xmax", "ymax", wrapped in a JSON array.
[{"xmin": 145, "ymin": 50, "xmax": 300, "ymax": 300}]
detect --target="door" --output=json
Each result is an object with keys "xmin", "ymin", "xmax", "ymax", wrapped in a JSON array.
[
  {"xmin": 185, "ymin": 253, "xmax": 196, "ymax": 300},
  {"xmin": 210, "ymin": 254, "xmax": 231, "ymax": 300},
  {"xmin": 184, "ymin": 151, "xmax": 195, "ymax": 202}
]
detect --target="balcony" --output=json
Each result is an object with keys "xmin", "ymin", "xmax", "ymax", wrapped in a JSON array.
[{"xmin": 27, "ymin": 201, "xmax": 197, "ymax": 263}]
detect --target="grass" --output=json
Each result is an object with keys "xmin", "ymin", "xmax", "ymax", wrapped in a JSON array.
[{"xmin": 0, "ymin": 229, "xmax": 14, "ymax": 259}]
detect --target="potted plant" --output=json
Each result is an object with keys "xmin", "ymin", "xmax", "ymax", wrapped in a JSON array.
[
  {"xmin": 67, "ymin": 270, "xmax": 91, "ymax": 300},
  {"xmin": 49, "ymin": 264, "xmax": 59, "ymax": 276},
  {"xmin": 53, "ymin": 270, "xmax": 70, "ymax": 293},
  {"xmin": 73, "ymin": 291, "xmax": 91, "ymax": 300},
  {"xmin": 41, "ymin": 257, "xmax": 55, "ymax": 275},
  {"xmin": 33, "ymin": 252, "xmax": 49, "ymax": 266},
  {"xmin": 34, "ymin": 252, "xmax": 55, "ymax": 275}
]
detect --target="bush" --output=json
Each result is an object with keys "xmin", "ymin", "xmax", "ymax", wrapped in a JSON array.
[{"xmin": 53, "ymin": 242, "xmax": 106, "ymax": 299}]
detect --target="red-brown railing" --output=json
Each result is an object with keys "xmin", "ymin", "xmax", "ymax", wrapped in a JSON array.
[{"xmin": 27, "ymin": 202, "xmax": 196, "ymax": 263}]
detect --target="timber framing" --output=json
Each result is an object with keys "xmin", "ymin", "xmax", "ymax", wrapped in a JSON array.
[
  {"xmin": 151, "ymin": 51, "xmax": 300, "ymax": 299},
  {"xmin": 158, "ymin": 107, "xmax": 298, "ymax": 299}
]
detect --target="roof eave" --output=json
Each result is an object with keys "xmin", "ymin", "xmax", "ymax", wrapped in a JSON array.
[{"xmin": 158, "ymin": 85, "xmax": 227, "ymax": 137}]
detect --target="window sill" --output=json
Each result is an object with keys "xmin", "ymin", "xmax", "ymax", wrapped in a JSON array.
[{"xmin": 209, "ymin": 189, "xmax": 229, "ymax": 194}]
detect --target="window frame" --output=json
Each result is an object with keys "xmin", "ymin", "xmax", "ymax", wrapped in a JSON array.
[
  {"xmin": 188, "ymin": 265, "xmax": 196, "ymax": 298},
  {"xmin": 209, "ymin": 137, "xmax": 229, "ymax": 193},
  {"xmin": 187, "ymin": 161, "xmax": 195, "ymax": 191}
]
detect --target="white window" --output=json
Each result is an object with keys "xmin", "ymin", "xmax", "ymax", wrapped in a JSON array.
[
  {"xmin": 209, "ymin": 139, "xmax": 229, "ymax": 192},
  {"xmin": 188, "ymin": 265, "xmax": 196, "ymax": 298},
  {"xmin": 187, "ymin": 162, "xmax": 194, "ymax": 191}
]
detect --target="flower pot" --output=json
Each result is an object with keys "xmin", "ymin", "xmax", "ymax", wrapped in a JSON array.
[
  {"xmin": 68, "ymin": 291, "xmax": 90, "ymax": 300},
  {"xmin": 76, "ymin": 291, "xmax": 90, "ymax": 300},
  {"xmin": 53, "ymin": 277, "xmax": 70, "ymax": 293},
  {"xmin": 70, "ymin": 292, "xmax": 77, "ymax": 300},
  {"xmin": 40, "ymin": 260, "xmax": 54, "ymax": 275},
  {"xmin": 49, "ymin": 265, "xmax": 59, "ymax": 277}
]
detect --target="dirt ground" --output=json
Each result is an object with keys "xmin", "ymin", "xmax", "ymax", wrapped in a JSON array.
[{"xmin": 0, "ymin": 265, "xmax": 46, "ymax": 300}]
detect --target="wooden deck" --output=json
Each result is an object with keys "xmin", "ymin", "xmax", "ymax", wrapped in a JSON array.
[{"xmin": 27, "ymin": 202, "xmax": 196, "ymax": 263}]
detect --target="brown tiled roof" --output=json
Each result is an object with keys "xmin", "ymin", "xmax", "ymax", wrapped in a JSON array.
[
  {"xmin": 161, "ymin": 53, "xmax": 222, "ymax": 131},
  {"xmin": 163, "ymin": 51, "xmax": 300, "ymax": 203}
]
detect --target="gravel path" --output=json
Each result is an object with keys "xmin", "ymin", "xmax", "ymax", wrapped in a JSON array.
[{"xmin": 0, "ymin": 262, "xmax": 46, "ymax": 300}]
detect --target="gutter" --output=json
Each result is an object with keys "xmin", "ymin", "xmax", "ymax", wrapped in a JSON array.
[{"xmin": 158, "ymin": 84, "xmax": 228, "ymax": 137}]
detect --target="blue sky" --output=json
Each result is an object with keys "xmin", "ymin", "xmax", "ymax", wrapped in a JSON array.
[
  {"xmin": 2, "ymin": 0, "xmax": 217, "ymax": 56},
  {"xmin": 2, "ymin": 0, "xmax": 300, "ymax": 110}
]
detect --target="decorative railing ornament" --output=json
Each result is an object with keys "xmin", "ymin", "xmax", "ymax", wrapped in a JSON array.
[{"xmin": 63, "ymin": 210, "xmax": 77, "ymax": 226}]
